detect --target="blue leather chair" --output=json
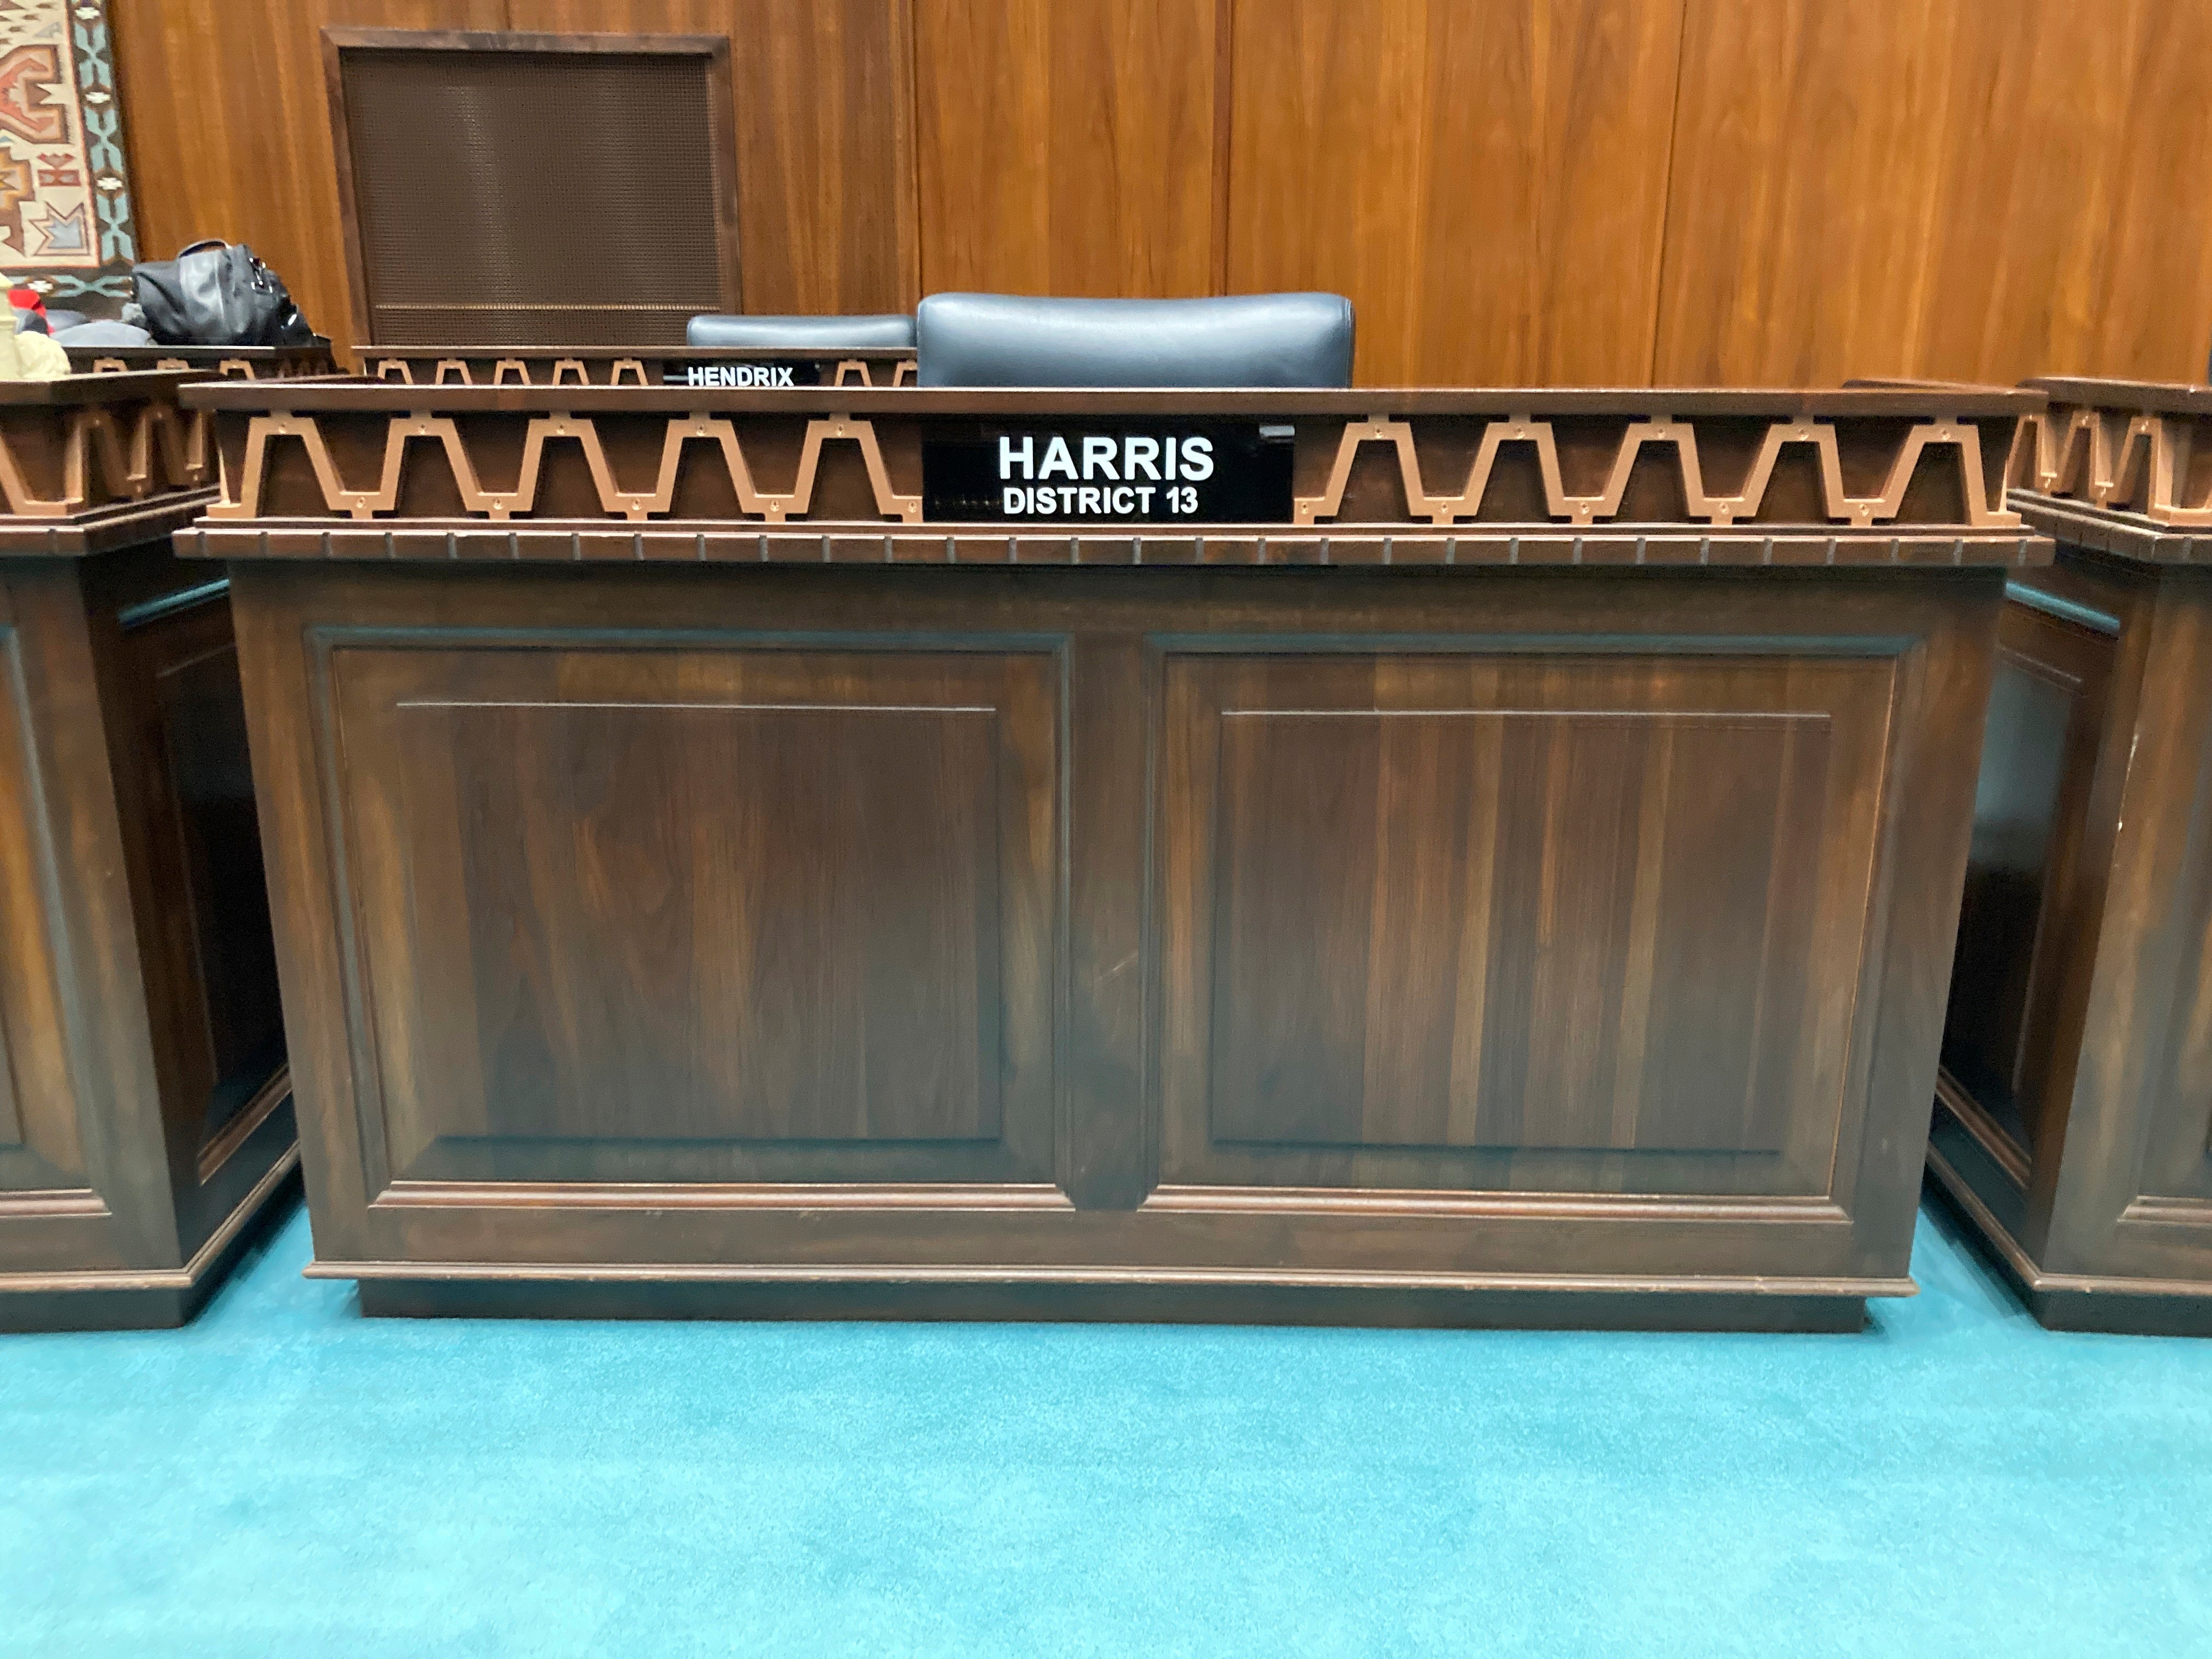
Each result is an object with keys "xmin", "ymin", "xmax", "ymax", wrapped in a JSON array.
[
  {"xmin": 916, "ymin": 292, "xmax": 1355, "ymax": 387},
  {"xmin": 685, "ymin": 313, "xmax": 915, "ymax": 349}
]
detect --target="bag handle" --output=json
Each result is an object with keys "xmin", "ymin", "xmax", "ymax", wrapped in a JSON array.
[{"xmin": 173, "ymin": 239, "xmax": 230, "ymax": 259}]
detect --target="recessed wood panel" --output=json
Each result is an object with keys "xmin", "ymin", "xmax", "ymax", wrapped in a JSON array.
[
  {"xmin": 0, "ymin": 621, "xmax": 86, "ymax": 1192},
  {"xmin": 2126, "ymin": 583, "xmax": 2212, "ymax": 1209},
  {"xmin": 329, "ymin": 641, "xmax": 1059, "ymax": 1190},
  {"xmin": 148, "ymin": 634, "xmax": 286, "ymax": 1144},
  {"xmin": 1160, "ymin": 651, "xmax": 1899, "ymax": 1198},
  {"xmin": 1224, "ymin": 0, "xmax": 1685, "ymax": 385},
  {"xmin": 1207, "ymin": 708, "xmax": 1827, "ymax": 1155},
  {"xmin": 505, "ymin": 0, "xmax": 919, "ymax": 315},
  {"xmin": 1941, "ymin": 618, "xmax": 2113, "ymax": 1159},
  {"xmin": 914, "ymin": 0, "xmax": 1221, "ymax": 297},
  {"xmin": 329, "ymin": 34, "xmax": 737, "ymax": 347}
]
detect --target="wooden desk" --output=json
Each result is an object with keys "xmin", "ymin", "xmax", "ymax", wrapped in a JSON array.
[
  {"xmin": 180, "ymin": 379, "xmax": 2044, "ymax": 1329},
  {"xmin": 68, "ymin": 342, "xmax": 339, "ymax": 381},
  {"xmin": 0, "ymin": 374, "xmax": 294, "ymax": 1330},
  {"xmin": 359, "ymin": 345, "xmax": 917, "ymax": 388},
  {"xmin": 1933, "ymin": 375, "xmax": 2212, "ymax": 1334}
]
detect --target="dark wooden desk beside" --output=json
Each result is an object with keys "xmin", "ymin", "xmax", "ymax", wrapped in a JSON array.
[
  {"xmin": 0, "ymin": 373, "xmax": 294, "ymax": 1330},
  {"xmin": 180, "ymin": 379, "xmax": 2044, "ymax": 1329},
  {"xmin": 1933, "ymin": 375, "xmax": 2212, "ymax": 1333}
]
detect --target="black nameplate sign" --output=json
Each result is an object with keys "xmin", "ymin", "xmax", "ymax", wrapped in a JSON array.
[
  {"xmin": 664, "ymin": 360, "xmax": 828, "ymax": 388},
  {"xmin": 922, "ymin": 422, "xmax": 1294, "ymax": 523}
]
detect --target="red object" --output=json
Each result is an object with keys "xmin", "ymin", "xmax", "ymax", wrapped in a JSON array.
[{"xmin": 7, "ymin": 287, "xmax": 46, "ymax": 322}]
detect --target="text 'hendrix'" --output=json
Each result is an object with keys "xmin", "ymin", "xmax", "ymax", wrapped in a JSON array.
[{"xmin": 683, "ymin": 364, "xmax": 800, "ymax": 387}]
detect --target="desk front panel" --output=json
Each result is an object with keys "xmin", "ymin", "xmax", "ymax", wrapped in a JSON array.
[{"xmin": 231, "ymin": 558, "xmax": 1995, "ymax": 1318}]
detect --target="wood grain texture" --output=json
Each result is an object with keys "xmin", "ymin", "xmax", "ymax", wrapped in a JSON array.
[
  {"xmin": 329, "ymin": 642, "xmax": 1057, "ymax": 1187},
  {"xmin": 1223, "ymin": 0, "xmax": 1685, "ymax": 385},
  {"xmin": 109, "ymin": 0, "xmax": 2212, "ymax": 385},
  {"xmin": 182, "ymin": 382, "xmax": 2040, "ymax": 563},
  {"xmin": 1658, "ymin": 0, "xmax": 2212, "ymax": 386},
  {"xmin": 1915, "ymin": 3, "xmax": 2212, "ymax": 386},
  {"xmin": 1933, "ymin": 503, "xmax": 2212, "ymax": 1329},
  {"xmin": 224, "ymin": 554, "xmax": 2000, "ymax": 1324},
  {"xmin": 913, "ymin": 0, "xmax": 1221, "ymax": 297},
  {"xmin": 1166, "ymin": 664, "xmax": 1871, "ymax": 1195}
]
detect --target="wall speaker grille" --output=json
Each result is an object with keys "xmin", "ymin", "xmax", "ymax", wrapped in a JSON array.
[{"xmin": 336, "ymin": 44, "xmax": 733, "ymax": 347}]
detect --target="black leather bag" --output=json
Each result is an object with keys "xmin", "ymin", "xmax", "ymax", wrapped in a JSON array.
[{"xmin": 132, "ymin": 240, "xmax": 315, "ymax": 347}]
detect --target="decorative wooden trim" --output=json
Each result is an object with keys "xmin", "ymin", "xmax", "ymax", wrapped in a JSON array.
[
  {"xmin": 0, "ymin": 1145, "xmax": 298, "ymax": 1296},
  {"xmin": 2007, "ymin": 379, "xmax": 2212, "ymax": 528},
  {"xmin": 194, "ymin": 393, "xmax": 2029, "ymax": 539},
  {"xmin": 372, "ymin": 1181, "xmax": 1075, "ymax": 1211},
  {"xmin": 1933, "ymin": 1066, "xmax": 2029, "ymax": 1188},
  {"xmin": 2120, "ymin": 1195, "xmax": 2212, "ymax": 1227},
  {"xmin": 212, "ymin": 410, "xmax": 922, "ymax": 524},
  {"xmin": 1928, "ymin": 1143, "xmax": 2212, "ymax": 1300},
  {"xmin": 0, "ymin": 1188, "xmax": 108, "ymax": 1219},
  {"xmin": 2010, "ymin": 490, "xmax": 2212, "ymax": 567},
  {"xmin": 78, "ymin": 346, "xmax": 338, "ymax": 381},
  {"xmin": 364, "ymin": 348, "xmax": 918, "ymax": 388},
  {"xmin": 0, "ymin": 489, "xmax": 217, "ymax": 557},
  {"xmin": 1296, "ymin": 412, "xmax": 2016, "ymax": 528},
  {"xmin": 196, "ymin": 1065, "xmax": 292, "ymax": 1183},
  {"xmin": 300, "ymin": 1253, "xmax": 1915, "ymax": 1298},
  {"xmin": 183, "ymin": 520, "xmax": 2044, "ymax": 568},
  {"xmin": 1143, "ymin": 1186, "xmax": 1852, "ymax": 1223},
  {"xmin": 2005, "ymin": 407, "xmax": 2209, "ymax": 523},
  {"xmin": 0, "ymin": 399, "xmax": 210, "ymax": 518},
  {"xmin": 188, "ymin": 383, "xmax": 2041, "ymax": 417}
]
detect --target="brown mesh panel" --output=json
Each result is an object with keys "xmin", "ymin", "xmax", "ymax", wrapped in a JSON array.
[{"xmin": 337, "ymin": 45, "xmax": 731, "ymax": 346}]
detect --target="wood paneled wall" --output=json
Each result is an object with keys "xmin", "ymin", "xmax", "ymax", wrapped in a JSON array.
[
  {"xmin": 1224, "ymin": 0, "xmax": 1686, "ymax": 384},
  {"xmin": 110, "ymin": 0, "xmax": 2212, "ymax": 384},
  {"xmin": 913, "ymin": 0, "xmax": 1224, "ymax": 298},
  {"xmin": 1655, "ymin": 0, "xmax": 2212, "ymax": 386}
]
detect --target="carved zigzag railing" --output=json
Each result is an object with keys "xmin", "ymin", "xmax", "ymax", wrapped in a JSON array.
[
  {"xmin": 375, "ymin": 357, "xmax": 653, "ymax": 388},
  {"xmin": 1299, "ymin": 413, "xmax": 2013, "ymax": 528},
  {"xmin": 87, "ymin": 355, "xmax": 333, "ymax": 381},
  {"xmin": 212, "ymin": 411, "xmax": 922, "ymax": 523},
  {"xmin": 0, "ymin": 402, "xmax": 212, "ymax": 518},
  {"xmin": 368, "ymin": 357, "xmax": 919, "ymax": 388},
  {"xmin": 208, "ymin": 407, "xmax": 2018, "ymax": 531},
  {"xmin": 2005, "ymin": 404, "xmax": 2212, "ymax": 527}
]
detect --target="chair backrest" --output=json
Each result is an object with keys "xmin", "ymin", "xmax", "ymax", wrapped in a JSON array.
[
  {"xmin": 685, "ymin": 313, "xmax": 915, "ymax": 349},
  {"xmin": 916, "ymin": 292, "xmax": 1355, "ymax": 388}
]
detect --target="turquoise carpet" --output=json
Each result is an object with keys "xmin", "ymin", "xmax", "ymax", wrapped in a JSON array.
[{"xmin": 4, "ymin": 1191, "xmax": 2210, "ymax": 1657}]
